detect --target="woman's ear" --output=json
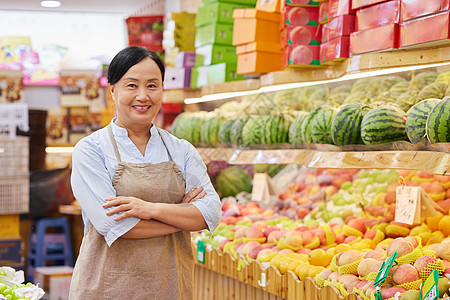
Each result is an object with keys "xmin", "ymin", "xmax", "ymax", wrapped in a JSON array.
[{"xmin": 110, "ymin": 84, "xmax": 116, "ymax": 100}]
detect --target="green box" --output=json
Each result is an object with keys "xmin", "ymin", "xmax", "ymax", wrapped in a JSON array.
[
  {"xmin": 191, "ymin": 63, "xmax": 245, "ymax": 88},
  {"xmin": 196, "ymin": 2, "xmax": 254, "ymax": 27},
  {"xmin": 195, "ymin": 44, "xmax": 237, "ymax": 66},
  {"xmin": 202, "ymin": 0, "xmax": 257, "ymax": 5},
  {"xmin": 195, "ymin": 23, "xmax": 234, "ymax": 47}
]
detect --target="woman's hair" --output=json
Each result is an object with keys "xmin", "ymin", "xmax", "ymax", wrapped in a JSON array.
[{"xmin": 107, "ymin": 46, "xmax": 165, "ymax": 85}]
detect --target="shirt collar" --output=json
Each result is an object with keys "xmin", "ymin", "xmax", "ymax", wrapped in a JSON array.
[{"xmin": 110, "ymin": 118, "xmax": 157, "ymax": 138}]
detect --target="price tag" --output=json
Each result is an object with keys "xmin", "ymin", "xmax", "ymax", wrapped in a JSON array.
[
  {"xmin": 420, "ymin": 269, "xmax": 439, "ymax": 300},
  {"xmin": 252, "ymin": 173, "xmax": 270, "ymax": 203},
  {"xmin": 375, "ymin": 251, "xmax": 398, "ymax": 287},
  {"xmin": 395, "ymin": 186, "xmax": 420, "ymax": 225},
  {"xmin": 197, "ymin": 240, "xmax": 205, "ymax": 264}
]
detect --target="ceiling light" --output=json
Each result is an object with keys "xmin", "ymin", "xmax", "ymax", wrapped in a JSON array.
[{"xmin": 41, "ymin": 1, "xmax": 61, "ymax": 8}]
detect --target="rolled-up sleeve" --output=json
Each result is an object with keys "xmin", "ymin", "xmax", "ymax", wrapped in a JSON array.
[
  {"xmin": 71, "ymin": 138, "xmax": 139, "ymax": 246},
  {"xmin": 183, "ymin": 143, "xmax": 222, "ymax": 234}
]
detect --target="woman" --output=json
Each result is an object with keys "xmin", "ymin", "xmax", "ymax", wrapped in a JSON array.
[{"xmin": 69, "ymin": 46, "xmax": 222, "ymax": 299}]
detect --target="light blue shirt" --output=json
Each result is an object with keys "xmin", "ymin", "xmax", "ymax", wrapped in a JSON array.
[{"xmin": 71, "ymin": 119, "xmax": 222, "ymax": 246}]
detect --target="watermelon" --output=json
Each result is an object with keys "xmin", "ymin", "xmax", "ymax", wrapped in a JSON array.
[
  {"xmin": 311, "ymin": 107, "xmax": 339, "ymax": 144},
  {"xmin": 261, "ymin": 115, "xmax": 292, "ymax": 145},
  {"xmin": 389, "ymin": 81, "xmax": 410, "ymax": 94},
  {"xmin": 426, "ymin": 97, "xmax": 450, "ymax": 143},
  {"xmin": 367, "ymin": 76, "xmax": 407, "ymax": 97},
  {"xmin": 200, "ymin": 117, "xmax": 223, "ymax": 145},
  {"xmin": 289, "ymin": 111, "xmax": 308, "ymax": 145},
  {"xmin": 351, "ymin": 78, "xmax": 373, "ymax": 94},
  {"xmin": 408, "ymin": 71, "xmax": 439, "ymax": 91},
  {"xmin": 253, "ymin": 164, "xmax": 287, "ymax": 177},
  {"xmin": 405, "ymin": 98, "xmax": 441, "ymax": 144},
  {"xmin": 331, "ymin": 85, "xmax": 352, "ymax": 95},
  {"xmin": 328, "ymin": 92, "xmax": 349, "ymax": 106},
  {"xmin": 215, "ymin": 166, "xmax": 252, "ymax": 198},
  {"xmin": 184, "ymin": 117, "xmax": 205, "ymax": 144},
  {"xmin": 331, "ymin": 102, "xmax": 371, "ymax": 146},
  {"xmin": 417, "ymin": 82, "xmax": 447, "ymax": 102},
  {"xmin": 218, "ymin": 119, "xmax": 235, "ymax": 145},
  {"xmin": 300, "ymin": 108, "xmax": 323, "ymax": 144},
  {"xmin": 396, "ymin": 90, "xmax": 419, "ymax": 112},
  {"xmin": 242, "ymin": 115, "xmax": 268, "ymax": 146},
  {"xmin": 230, "ymin": 117, "xmax": 249, "ymax": 146},
  {"xmin": 361, "ymin": 105, "xmax": 408, "ymax": 144},
  {"xmin": 343, "ymin": 91, "xmax": 371, "ymax": 105},
  {"xmin": 435, "ymin": 69, "xmax": 450, "ymax": 85},
  {"xmin": 374, "ymin": 91, "xmax": 399, "ymax": 103},
  {"xmin": 171, "ymin": 112, "xmax": 190, "ymax": 139}
]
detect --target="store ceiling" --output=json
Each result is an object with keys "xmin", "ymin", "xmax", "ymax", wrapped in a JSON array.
[{"xmin": 0, "ymin": 0, "xmax": 153, "ymax": 14}]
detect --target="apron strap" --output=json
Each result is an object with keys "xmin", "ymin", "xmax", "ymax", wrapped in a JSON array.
[
  {"xmin": 108, "ymin": 125, "xmax": 122, "ymax": 162},
  {"xmin": 156, "ymin": 127, "xmax": 174, "ymax": 162}
]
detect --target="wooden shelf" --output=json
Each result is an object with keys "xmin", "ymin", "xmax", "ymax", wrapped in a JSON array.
[{"xmin": 197, "ymin": 148, "xmax": 450, "ymax": 175}]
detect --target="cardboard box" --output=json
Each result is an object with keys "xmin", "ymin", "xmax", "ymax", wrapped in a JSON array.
[
  {"xmin": 257, "ymin": 0, "xmax": 282, "ymax": 12},
  {"xmin": 175, "ymin": 52, "xmax": 196, "ymax": 68},
  {"xmin": 196, "ymin": 2, "xmax": 254, "ymax": 27},
  {"xmin": 319, "ymin": 0, "xmax": 355, "ymax": 24},
  {"xmin": 284, "ymin": 6, "xmax": 320, "ymax": 27},
  {"xmin": 236, "ymin": 42, "xmax": 284, "ymax": 75},
  {"xmin": 195, "ymin": 44, "xmax": 238, "ymax": 66},
  {"xmin": 35, "ymin": 266, "xmax": 73, "ymax": 300},
  {"xmin": 282, "ymin": 25, "xmax": 321, "ymax": 46},
  {"xmin": 0, "ymin": 214, "xmax": 20, "ymax": 238},
  {"xmin": 400, "ymin": 0, "xmax": 450, "ymax": 22},
  {"xmin": 400, "ymin": 11, "xmax": 450, "ymax": 48},
  {"xmin": 286, "ymin": 0, "xmax": 319, "ymax": 7},
  {"xmin": 350, "ymin": 23, "xmax": 399, "ymax": 55},
  {"xmin": 352, "ymin": 0, "xmax": 390, "ymax": 9},
  {"xmin": 356, "ymin": 0, "xmax": 400, "ymax": 31},
  {"xmin": 0, "ymin": 238, "xmax": 22, "ymax": 263},
  {"xmin": 232, "ymin": 9, "xmax": 282, "ymax": 45},
  {"xmin": 164, "ymin": 68, "xmax": 192, "ymax": 89},
  {"xmin": 195, "ymin": 23, "xmax": 234, "ymax": 47},
  {"xmin": 191, "ymin": 63, "xmax": 245, "ymax": 88},
  {"xmin": 320, "ymin": 36, "xmax": 350, "ymax": 63},
  {"xmin": 283, "ymin": 44, "xmax": 320, "ymax": 67},
  {"xmin": 321, "ymin": 14, "xmax": 355, "ymax": 43}
]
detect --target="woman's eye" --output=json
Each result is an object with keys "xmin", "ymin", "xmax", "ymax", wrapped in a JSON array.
[
  {"xmin": 148, "ymin": 84, "xmax": 157, "ymax": 88},
  {"xmin": 127, "ymin": 84, "xmax": 137, "ymax": 88}
]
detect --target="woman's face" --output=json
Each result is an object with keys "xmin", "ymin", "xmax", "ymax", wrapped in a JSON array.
[{"xmin": 111, "ymin": 57, "xmax": 163, "ymax": 128}]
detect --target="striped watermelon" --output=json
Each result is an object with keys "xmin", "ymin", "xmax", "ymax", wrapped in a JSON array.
[
  {"xmin": 367, "ymin": 76, "xmax": 407, "ymax": 97},
  {"xmin": 396, "ymin": 90, "xmax": 419, "ymax": 112},
  {"xmin": 218, "ymin": 119, "xmax": 235, "ymax": 145},
  {"xmin": 215, "ymin": 166, "xmax": 252, "ymax": 198},
  {"xmin": 171, "ymin": 112, "xmax": 190, "ymax": 139},
  {"xmin": 184, "ymin": 117, "xmax": 205, "ymax": 144},
  {"xmin": 242, "ymin": 116, "xmax": 268, "ymax": 146},
  {"xmin": 230, "ymin": 117, "xmax": 248, "ymax": 146},
  {"xmin": 389, "ymin": 81, "xmax": 410, "ymax": 94},
  {"xmin": 343, "ymin": 91, "xmax": 371, "ymax": 105},
  {"xmin": 361, "ymin": 105, "xmax": 408, "ymax": 145},
  {"xmin": 311, "ymin": 107, "xmax": 339, "ymax": 144},
  {"xmin": 436, "ymin": 69, "xmax": 450, "ymax": 85},
  {"xmin": 289, "ymin": 111, "xmax": 308, "ymax": 145},
  {"xmin": 261, "ymin": 115, "xmax": 292, "ymax": 145},
  {"xmin": 406, "ymin": 98, "xmax": 441, "ymax": 144},
  {"xmin": 331, "ymin": 102, "xmax": 371, "ymax": 146},
  {"xmin": 417, "ymin": 82, "xmax": 447, "ymax": 102},
  {"xmin": 427, "ymin": 97, "xmax": 450, "ymax": 143},
  {"xmin": 200, "ymin": 117, "xmax": 223, "ymax": 145},
  {"xmin": 409, "ymin": 71, "xmax": 439, "ymax": 91},
  {"xmin": 300, "ymin": 108, "xmax": 323, "ymax": 144}
]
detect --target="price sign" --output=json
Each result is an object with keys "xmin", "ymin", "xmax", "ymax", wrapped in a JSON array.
[
  {"xmin": 395, "ymin": 186, "xmax": 420, "ymax": 225},
  {"xmin": 375, "ymin": 251, "xmax": 398, "ymax": 287},
  {"xmin": 420, "ymin": 269, "xmax": 439, "ymax": 300},
  {"xmin": 197, "ymin": 240, "xmax": 205, "ymax": 264}
]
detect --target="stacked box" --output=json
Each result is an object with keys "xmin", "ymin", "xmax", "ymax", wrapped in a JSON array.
[
  {"xmin": 399, "ymin": 0, "xmax": 450, "ymax": 48},
  {"xmin": 281, "ymin": 5, "xmax": 321, "ymax": 67},
  {"xmin": 35, "ymin": 266, "xmax": 74, "ymax": 300},
  {"xmin": 164, "ymin": 52, "xmax": 196, "ymax": 90},
  {"xmin": 0, "ymin": 238, "xmax": 24, "ymax": 270},
  {"xmin": 350, "ymin": 0, "xmax": 400, "ymax": 55},
  {"xmin": 192, "ymin": 1, "xmax": 253, "ymax": 87},
  {"xmin": 163, "ymin": 12, "xmax": 196, "ymax": 68},
  {"xmin": 233, "ymin": 8, "xmax": 284, "ymax": 74}
]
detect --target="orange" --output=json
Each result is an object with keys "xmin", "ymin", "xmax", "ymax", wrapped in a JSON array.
[
  {"xmin": 308, "ymin": 249, "xmax": 332, "ymax": 267},
  {"xmin": 426, "ymin": 213, "xmax": 444, "ymax": 232},
  {"xmin": 438, "ymin": 216, "xmax": 450, "ymax": 236},
  {"xmin": 307, "ymin": 266, "xmax": 326, "ymax": 279},
  {"xmin": 295, "ymin": 263, "xmax": 312, "ymax": 281}
]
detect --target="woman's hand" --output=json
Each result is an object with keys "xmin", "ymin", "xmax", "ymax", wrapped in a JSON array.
[
  {"xmin": 103, "ymin": 196, "xmax": 154, "ymax": 221},
  {"xmin": 181, "ymin": 186, "xmax": 206, "ymax": 204}
]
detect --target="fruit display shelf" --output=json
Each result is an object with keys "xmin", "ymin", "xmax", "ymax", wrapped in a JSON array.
[
  {"xmin": 197, "ymin": 148, "xmax": 450, "ymax": 175},
  {"xmin": 193, "ymin": 246, "xmax": 361, "ymax": 300}
]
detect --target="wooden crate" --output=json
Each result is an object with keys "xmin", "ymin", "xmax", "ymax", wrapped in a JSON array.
[{"xmin": 194, "ymin": 248, "xmax": 364, "ymax": 300}]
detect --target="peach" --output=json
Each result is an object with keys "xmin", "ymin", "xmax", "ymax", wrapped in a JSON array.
[
  {"xmin": 363, "ymin": 229, "xmax": 377, "ymax": 240},
  {"xmin": 290, "ymin": 45, "xmax": 313, "ymax": 65},
  {"xmin": 428, "ymin": 243, "xmax": 440, "ymax": 251},
  {"xmin": 335, "ymin": 233, "xmax": 346, "ymax": 244},
  {"xmin": 246, "ymin": 225, "xmax": 264, "ymax": 239},
  {"xmin": 414, "ymin": 255, "xmax": 437, "ymax": 275},
  {"xmin": 347, "ymin": 218, "xmax": 367, "ymax": 234},
  {"xmin": 253, "ymin": 221, "xmax": 268, "ymax": 231},
  {"xmin": 290, "ymin": 26, "xmax": 312, "ymax": 45},
  {"xmin": 242, "ymin": 241, "xmax": 260, "ymax": 255},
  {"xmin": 385, "ymin": 191, "xmax": 396, "ymax": 205},
  {"xmin": 257, "ymin": 248, "xmax": 274, "ymax": 259},
  {"xmin": 436, "ymin": 199, "xmax": 450, "ymax": 214},
  {"xmin": 337, "ymin": 250, "xmax": 361, "ymax": 266},
  {"xmin": 297, "ymin": 207, "xmax": 311, "ymax": 219},
  {"xmin": 328, "ymin": 271, "xmax": 340, "ymax": 282},
  {"xmin": 392, "ymin": 264, "xmax": 420, "ymax": 285},
  {"xmin": 404, "ymin": 236, "xmax": 419, "ymax": 248},
  {"xmin": 381, "ymin": 287, "xmax": 406, "ymax": 299},
  {"xmin": 314, "ymin": 228, "xmax": 328, "ymax": 245},
  {"xmin": 248, "ymin": 245, "xmax": 264, "ymax": 259},
  {"xmin": 357, "ymin": 258, "xmax": 379, "ymax": 277},
  {"xmin": 368, "ymin": 261, "xmax": 384, "ymax": 274},
  {"xmin": 302, "ymin": 230, "xmax": 316, "ymax": 246},
  {"xmin": 344, "ymin": 278, "xmax": 361, "ymax": 292},
  {"xmin": 436, "ymin": 240, "xmax": 450, "ymax": 261},
  {"xmin": 338, "ymin": 274, "xmax": 358, "ymax": 285},
  {"xmin": 234, "ymin": 227, "xmax": 248, "ymax": 239},
  {"xmin": 296, "ymin": 248, "xmax": 312, "ymax": 255},
  {"xmin": 288, "ymin": 7, "xmax": 310, "ymax": 26},
  {"xmin": 364, "ymin": 249, "xmax": 385, "ymax": 260},
  {"xmin": 219, "ymin": 239, "xmax": 231, "ymax": 251},
  {"xmin": 283, "ymin": 230, "xmax": 303, "ymax": 249},
  {"xmin": 362, "ymin": 281, "xmax": 375, "ymax": 294},
  {"xmin": 386, "ymin": 238, "xmax": 414, "ymax": 258},
  {"xmin": 263, "ymin": 226, "xmax": 280, "ymax": 238},
  {"xmin": 318, "ymin": 268, "xmax": 333, "ymax": 280},
  {"xmin": 344, "ymin": 235, "xmax": 359, "ymax": 244},
  {"xmin": 355, "ymin": 280, "xmax": 368, "ymax": 290},
  {"xmin": 325, "ymin": 185, "xmax": 339, "ymax": 199}
]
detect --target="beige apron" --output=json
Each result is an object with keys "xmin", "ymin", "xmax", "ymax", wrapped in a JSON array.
[{"xmin": 69, "ymin": 125, "xmax": 194, "ymax": 300}]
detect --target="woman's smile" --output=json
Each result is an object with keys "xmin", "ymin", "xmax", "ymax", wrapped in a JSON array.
[{"xmin": 132, "ymin": 105, "xmax": 151, "ymax": 112}]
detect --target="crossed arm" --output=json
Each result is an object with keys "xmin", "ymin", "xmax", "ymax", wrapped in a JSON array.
[{"xmin": 103, "ymin": 187, "xmax": 208, "ymax": 239}]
